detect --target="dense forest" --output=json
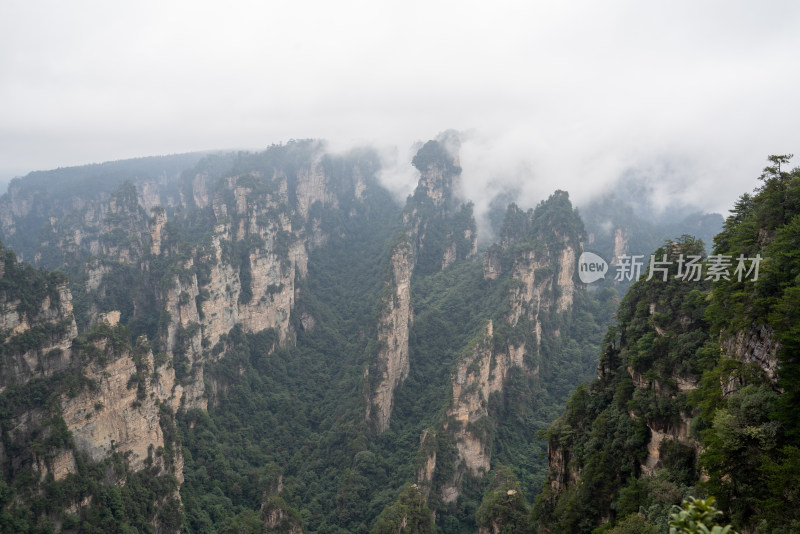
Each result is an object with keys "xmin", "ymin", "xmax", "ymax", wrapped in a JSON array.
[
  {"xmin": 1, "ymin": 137, "xmax": 792, "ymax": 534},
  {"xmin": 533, "ymin": 155, "xmax": 800, "ymax": 534}
]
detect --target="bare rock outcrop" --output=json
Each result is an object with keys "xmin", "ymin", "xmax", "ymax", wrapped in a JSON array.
[
  {"xmin": 61, "ymin": 337, "xmax": 176, "ymax": 474},
  {"xmin": 0, "ymin": 279, "xmax": 78, "ymax": 389},
  {"xmin": 367, "ymin": 242, "xmax": 414, "ymax": 432},
  {"xmin": 721, "ymin": 324, "xmax": 781, "ymax": 384}
]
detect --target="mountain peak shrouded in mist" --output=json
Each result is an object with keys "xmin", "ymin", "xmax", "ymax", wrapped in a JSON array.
[
  {"xmin": 536, "ymin": 159, "xmax": 800, "ymax": 532},
  {"xmin": 0, "ymin": 138, "xmax": 794, "ymax": 533},
  {"xmin": 3, "ymin": 2, "xmax": 800, "ymax": 532}
]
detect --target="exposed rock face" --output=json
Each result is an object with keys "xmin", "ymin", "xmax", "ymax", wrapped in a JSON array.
[
  {"xmin": 505, "ymin": 240, "xmax": 573, "ymax": 364},
  {"xmin": 440, "ymin": 241, "xmax": 576, "ymax": 501},
  {"xmin": 721, "ymin": 325, "xmax": 781, "ymax": 383},
  {"xmin": 0, "ymin": 145, "xmax": 411, "ymax": 531},
  {"xmin": 413, "ymin": 134, "xmax": 460, "ymax": 210},
  {"xmin": 424, "ymin": 194, "xmax": 583, "ymax": 503},
  {"xmin": 508, "ymin": 250, "xmax": 549, "ymax": 330},
  {"xmin": 416, "ymin": 429, "xmax": 438, "ymax": 497},
  {"xmin": 0, "ymin": 250, "xmax": 181, "ymax": 504},
  {"xmin": 0, "ymin": 278, "xmax": 78, "ymax": 389},
  {"xmin": 193, "ymin": 173, "xmax": 317, "ymax": 348},
  {"xmin": 192, "ymin": 173, "xmax": 211, "ymax": 207},
  {"xmin": 296, "ymin": 162, "xmax": 337, "ymax": 217},
  {"xmin": 557, "ymin": 244, "xmax": 576, "ymax": 312},
  {"xmin": 261, "ymin": 498, "xmax": 303, "ymax": 534},
  {"xmin": 86, "ymin": 261, "xmax": 110, "ymax": 292},
  {"xmin": 442, "ymin": 241, "xmax": 457, "ymax": 270},
  {"xmin": 149, "ymin": 207, "xmax": 168, "ymax": 256},
  {"xmin": 60, "ymin": 338, "xmax": 176, "ymax": 474},
  {"xmin": 622, "ymin": 311, "xmax": 701, "ymax": 477},
  {"xmin": 238, "ymin": 247, "xmax": 296, "ymax": 339},
  {"xmin": 139, "ymin": 180, "xmax": 163, "ymax": 213},
  {"xmin": 611, "ymin": 227, "xmax": 629, "ymax": 264},
  {"xmin": 32, "ymin": 449, "xmax": 78, "ymax": 483},
  {"xmin": 2, "ymin": 142, "xmax": 373, "ymax": 402},
  {"xmin": 403, "ymin": 134, "xmax": 475, "ymax": 271},
  {"xmin": 0, "ymin": 147, "xmax": 386, "ymax": 528},
  {"xmin": 640, "ymin": 418, "xmax": 693, "ymax": 477},
  {"xmin": 441, "ymin": 322, "xmax": 501, "ymax": 502},
  {"xmin": 0, "ymin": 154, "xmax": 206, "ymax": 264},
  {"xmin": 368, "ymin": 242, "xmax": 413, "ymax": 432},
  {"xmin": 439, "ymin": 255, "xmax": 554, "ymax": 503},
  {"xmin": 483, "ymin": 245, "xmax": 502, "ymax": 280},
  {"xmin": 627, "ymin": 365, "xmax": 698, "ymax": 396},
  {"xmin": 367, "ymin": 134, "xmax": 474, "ymax": 432},
  {"xmin": 547, "ymin": 441, "xmax": 579, "ymax": 494}
]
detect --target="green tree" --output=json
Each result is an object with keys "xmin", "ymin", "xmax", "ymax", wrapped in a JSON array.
[
  {"xmin": 608, "ymin": 513, "xmax": 658, "ymax": 534},
  {"xmin": 668, "ymin": 497, "xmax": 737, "ymax": 534},
  {"xmin": 371, "ymin": 485, "xmax": 433, "ymax": 534},
  {"xmin": 476, "ymin": 466, "xmax": 533, "ymax": 534}
]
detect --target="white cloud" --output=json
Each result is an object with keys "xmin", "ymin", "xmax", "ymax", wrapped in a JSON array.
[{"xmin": 1, "ymin": 0, "xmax": 799, "ymax": 217}]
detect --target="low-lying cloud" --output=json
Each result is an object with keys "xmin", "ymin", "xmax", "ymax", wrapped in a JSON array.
[{"xmin": 1, "ymin": 1, "xmax": 799, "ymax": 223}]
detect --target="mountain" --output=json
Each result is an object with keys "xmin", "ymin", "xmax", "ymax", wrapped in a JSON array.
[
  {"xmin": 578, "ymin": 193, "xmax": 723, "ymax": 296},
  {"xmin": 0, "ymin": 133, "xmax": 765, "ymax": 534},
  {"xmin": 533, "ymin": 155, "xmax": 800, "ymax": 533}
]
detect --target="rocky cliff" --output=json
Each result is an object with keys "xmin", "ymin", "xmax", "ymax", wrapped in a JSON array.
[
  {"xmin": 366, "ymin": 241, "xmax": 414, "ymax": 432},
  {"xmin": 0, "ymin": 263, "xmax": 77, "ymax": 388},
  {"xmin": 416, "ymin": 191, "xmax": 590, "ymax": 506},
  {"xmin": 60, "ymin": 323, "xmax": 181, "ymax": 477},
  {"xmin": 0, "ymin": 241, "xmax": 182, "ymax": 531},
  {"xmin": 0, "ymin": 141, "xmax": 389, "ymax": 532},
  {"xmin": 0, "ymin": 136, "xmax": 646, "ymax": 532},
  {"xmin": 367, "ymin": 133, "xmax": 476, "ymax": 432},
  {"xmin": 535, "ymin": 231, "xmax": 779, "ymax": 532}
]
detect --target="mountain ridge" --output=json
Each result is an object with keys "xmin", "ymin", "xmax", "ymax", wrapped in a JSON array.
[{"xmin": 0, "ymin": 135, "xmax": 740, "ymax": 533}]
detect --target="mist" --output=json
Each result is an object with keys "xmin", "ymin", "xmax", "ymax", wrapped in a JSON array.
[{"xmin": 2, "ymin": 1, "xmax": 799, "ymax": 223}]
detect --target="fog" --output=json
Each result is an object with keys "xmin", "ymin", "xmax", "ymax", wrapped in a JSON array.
[{"xmin": 2, "ymin": 1, "xmax": 800, "ymax": 215}]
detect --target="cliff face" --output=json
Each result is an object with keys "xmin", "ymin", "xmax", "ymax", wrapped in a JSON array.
[
  {"xmin": 0, "ymin": 280, "xmax": 77, "ymax": 389},
  {"xmin": 442, "ymin": 246, "xmax": 577, "ymax": 501},
  {"xmin": 0, "ymin": 243, "xmax": 182, "ymax": 529},
  {"xmin": 403, "ymin": 135, "xmax": 477, "ymax": 272},
  {"xmin": 418, "ymin": 192, "xmax": 587, "ymax": 505},
  {"xmin": 611, "ymin": 227, "xmax": 628, "ymax": 264},
  {"xmin": 439, "ymin": 322, "xmax": 506, "ymax": 502},
  {"xmin": 720, "ymin": 324, "xmax": 781, "ymax": 384},
  {"xmin": 1, "ymin": 138, "xmax": 640, "ymax": 532},
  {"xmin": 60, "ymin": 329, "xmax": 179, "ymax": 476},
  {"xmin": 0, "ymin": 142, "xmax": 390, "ymax": 531},
  {"xmin": 536, "ymin": 237, "xmax": 718, "ymax": 532},
  {"xmin": 0, "ymin": 244, "xmax": 83, "ymax": 481},
  {"xmin": 367, "ymin": 241, "xmax": 414, "ymax": 432},
  {"xmin": 0, "ymin": 153, "xmax": 206, "ymax": 266},
  {"xmin": 367, "ymin": 133, "xmax": 476, "ymax": 432},
  {"xmin": 3, "ymin": 142, "xmax": 377, "ymax": 414},
  {"xmin": 537, "ymin": 156, "xmax": 800, "ymax": 534}
]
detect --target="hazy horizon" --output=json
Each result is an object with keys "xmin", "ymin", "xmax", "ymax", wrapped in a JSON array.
[{"xmin": 3, "ymin": 1, "xmax": 800, "ymax": 216}]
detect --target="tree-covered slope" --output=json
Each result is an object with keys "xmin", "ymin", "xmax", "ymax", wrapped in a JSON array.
[
  {"xmin": 0, "ymin": 135, "xmax": 620, "ymax": 533},
  {"xmin": 0, "ymin": 240, "xmax": 183, "ymax": 533},
  {"xmin": 535, "ymin": 155, "xmax": 800, "ymax": 534}
]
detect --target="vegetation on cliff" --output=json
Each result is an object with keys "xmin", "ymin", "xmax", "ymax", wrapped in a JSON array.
[
  {"xmin": 534, "ymin": 155, "xmax": 800, "ymax": 534},
  {"xmin": 0, "ymin": 137, "xmax": 747, "ymax": 533}
]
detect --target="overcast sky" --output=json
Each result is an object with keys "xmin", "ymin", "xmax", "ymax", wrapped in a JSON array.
[{"xmin": 2, "ymin": 0, "xmax": 799, "ymax": 216}]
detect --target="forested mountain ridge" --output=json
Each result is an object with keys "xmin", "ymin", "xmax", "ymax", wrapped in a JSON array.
[
  {"xmin": 0, "ymin": 139, "xmax": 392, "ymax": 532},
  {"xmin": 0, "ymin": 152, "xmax": 210, "ymax": 265},
  {"xmin": 366, "ymin": 132, "xmax": 477, "ymax": 434},
  {"xmin": 534, "ymin": 156, "xmax": 800, "ymax": 534},
  {"xmin": 0, "ymin": 134, "xmax": 730, "ymax": 533}
]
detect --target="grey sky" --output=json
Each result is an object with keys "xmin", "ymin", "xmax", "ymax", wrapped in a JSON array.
[{"xmin": 2, "ymin": 0, "xmax": 799, "ymax": 215}]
